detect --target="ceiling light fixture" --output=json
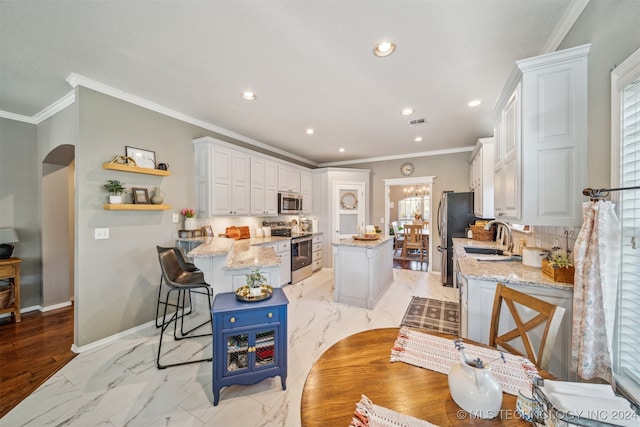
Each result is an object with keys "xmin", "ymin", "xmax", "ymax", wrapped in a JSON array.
[
  {"xmin": 401, "ymin": 108, "xmax": 414, "ymax": 116},
  {"xmin": 241, "ymin": 91, "xmax": 256, "ymax": 100},
  {"xmin": 339, "ymin": 148, "xmax": 345, "ymax": 152},
  {"xmin": 373, "ymin": 41, "xmax": 396, "ymax": 57},
  {"xmin": 414, "ymin": 136, "xmax": 423, "ymax": 142},
  {"xmin": 306, "ymin": 128, "xmax": 315, "ymax": 135},
  {"xmin": 468, "ymin": 99, "xmax": 481, "ymax": 107}
]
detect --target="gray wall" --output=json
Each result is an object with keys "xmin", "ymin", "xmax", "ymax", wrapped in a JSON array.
[
  {"xmin": 559, "ymin": 0, "xmax": 640, "ymax": 188},
  {"xmin": 0, "ymin": 118, "xmax": 41, "ymax": 307}
]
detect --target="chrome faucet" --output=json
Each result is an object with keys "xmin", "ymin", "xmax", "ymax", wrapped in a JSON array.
[{"xmin": 484, "ymin": 220, "xmax": 514, "ymax": 254}]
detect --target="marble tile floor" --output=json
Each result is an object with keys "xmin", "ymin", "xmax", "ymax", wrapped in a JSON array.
[{"xmin": 1, "ymin": 269, "xmax": 457, "ymax": 427}]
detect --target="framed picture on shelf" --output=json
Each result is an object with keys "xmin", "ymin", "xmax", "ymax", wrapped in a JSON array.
[
  {"xmin": 125, "ymin": 146, "xmax": 156, "ymax": 169},
  {"xmin": 132, "ymin": 188, "xmax": 150, "ymax": 204}
]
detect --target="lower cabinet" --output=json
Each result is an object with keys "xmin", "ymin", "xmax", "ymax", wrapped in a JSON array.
[
  {"xmin": 459, "ymin": 272, "xmax": 574, "ymax": 381},
  {"xmin": 212, "ymin": 288, "xmax": 289, "ymax": 406},
  {"xmin": 312, "ymin": 233, "xmax": 323, "ymax": 271},
  {"xmin": 263, "ymin": 240, "xmax": 291, "ymax": 285}
]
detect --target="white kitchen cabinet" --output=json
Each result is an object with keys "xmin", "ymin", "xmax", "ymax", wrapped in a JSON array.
[
  {"xmin": 250, "ymin": 157, "xmax": 278, "ymax": 216},
  {"xmin": 263, "ymin": 240, "xmax": 291, "ymax": 286},
  {"xmin": 300, "ymin": 170, "xmax": 312, "ymax": 214},
  {"xmin": 469, "ymin": 137, "xmax": 494, "ymax": 219},
  {"xmin": 312, "ymin": 233, "xmax": 323, "ymax": 271},
  {"xmin": 492, "ymin": 44, "xmax": 589, "ymax": 225},
  {"xmin": 278, "ymin": 165, "xmax": 300, "ymax": 193},
  {"xmin": 193, "ymin": 137, "xmax": 250, "ymax": 217},
  {"xmin": 459, "ymin": 274, "xmax": 574, "ymax": 380}
]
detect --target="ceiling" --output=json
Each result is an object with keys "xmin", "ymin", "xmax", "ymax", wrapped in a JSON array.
[{"xmin": 0, "ymin": 0, "xmax": 586, "ymax": 166}]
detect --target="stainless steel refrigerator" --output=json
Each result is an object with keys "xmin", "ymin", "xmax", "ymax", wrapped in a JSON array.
[{"xmin": 436, "ymin": 191, "xmax": 477, "ymax": 286}]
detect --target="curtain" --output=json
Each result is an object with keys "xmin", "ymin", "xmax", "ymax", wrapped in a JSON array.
[{"xmin": 571, "ymin": 200, "xmax": 621, "ymax": 383}]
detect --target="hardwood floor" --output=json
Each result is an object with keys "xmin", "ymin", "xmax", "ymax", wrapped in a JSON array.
[
  {"xmin": 0, "ymin": 305, "xmax": 75, "ymax": 418},
  {"xmin": 393, "ymin": 257, "xmax": 428, "ymax": 272}
]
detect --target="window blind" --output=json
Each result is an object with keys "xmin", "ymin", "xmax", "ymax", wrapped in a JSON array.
[{"xmin": 615, "ymin": 78, "xmax": 640, "ymax": 403}]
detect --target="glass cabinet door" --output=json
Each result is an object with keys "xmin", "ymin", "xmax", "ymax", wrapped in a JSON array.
[
  {"xmin": 225, "ymin": 332, "xmax": 249, "ymax": 373},
  {"xmin": 254, "ymin": 329, "xmax": 276, "ymax": 368}
]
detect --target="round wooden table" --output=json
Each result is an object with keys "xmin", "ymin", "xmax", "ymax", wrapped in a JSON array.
[{"xmin": 301, "ymin": 327, "xmax": 542, "ymax": 426}]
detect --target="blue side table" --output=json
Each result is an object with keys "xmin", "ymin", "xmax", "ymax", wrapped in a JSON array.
[{"xmin": 211, "ymin": 288, "xmax": 289, "ymax": 405}]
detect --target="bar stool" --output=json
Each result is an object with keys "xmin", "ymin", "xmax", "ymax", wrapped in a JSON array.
[
  {"xmin": 155, "ymin": 246, "xmax": 201, "ymax": 328},
  {"xmin": 156, "ymin": 246, "xmax": 213, "ymax": 369}
]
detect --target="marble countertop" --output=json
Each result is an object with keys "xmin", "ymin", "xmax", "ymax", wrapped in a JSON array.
[
  {"xmin": 333, "ymin": 235, "xmax": 394, "ymax": 248},
  {"xmin": 453, "ymin": 238, "xmax": 573, "ymax": 291}
]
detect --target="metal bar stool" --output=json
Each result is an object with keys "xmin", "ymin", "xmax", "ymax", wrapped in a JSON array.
[
  {"xmin": 156, "ymin": 246, "xmax": 213, "ymax": 369},
  {"xmin": 155, "ymin": 246, "xmax": 200, "ymax": 328}
]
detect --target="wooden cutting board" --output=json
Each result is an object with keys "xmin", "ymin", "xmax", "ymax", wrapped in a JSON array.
[{"xmin": 225, "ymin": 226, "xmax": 251, "ymax": 240}]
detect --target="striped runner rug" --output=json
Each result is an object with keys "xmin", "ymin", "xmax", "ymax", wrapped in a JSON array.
[{"xmin": 400, "ymin": 297, "xmax": 459, "ymax": 335}]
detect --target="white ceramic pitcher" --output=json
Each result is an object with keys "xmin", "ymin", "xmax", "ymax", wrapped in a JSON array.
[{"xmin": 448, "ymin": 353, "xmax": 503, "ymax": 419}]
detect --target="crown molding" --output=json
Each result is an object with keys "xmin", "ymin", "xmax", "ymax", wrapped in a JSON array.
[
  {"xmin": 0, "ymin": 110, "xmax": 36, "ymax": 124},
  {"xmin": 66, "ymin": 73, "xmax": 318, "ymax": 167},
  {"xmin": 318, "ymin": 145, "xmax": 475, "ymax": 167},
  {"xmin": 541, "ymin": 0, "xmax": 590, "ymax": 54},
  {"xmin": 32, "ymin": 90, "xmax": 76, "ymax": 124}
]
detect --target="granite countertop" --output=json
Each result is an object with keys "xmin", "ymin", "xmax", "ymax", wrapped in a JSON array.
[
  {"xmin": 333, "ymin": 235, "xmax": 394, "ymax": 248},
  {"xmin": 184, "ymin": 236, "xmax": 285, "ymax": 270},
  {"xmin": 453, "ymin": 238, "xmax": 573, "ymax": 291}
]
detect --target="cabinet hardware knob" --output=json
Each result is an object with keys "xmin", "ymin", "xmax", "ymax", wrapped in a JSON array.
[
  {"xmin": 268, "ymin": 312, "xmax": 273, "ymax": 318},
  {"xmin": 230, "ymin": 317, "xmax": 236, "ymax": 323}
]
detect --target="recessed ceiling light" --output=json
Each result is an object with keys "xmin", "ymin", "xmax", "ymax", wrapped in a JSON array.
[
  {"xmin": 306, "ymin": 128, "xmax": 315, "ymax": 135},
  {"xmin": 414, "ymin": 136, "xmax": 423, "ymax": 142},
  {"xmin": 373, "ymin": 41, "xmax": 396, "ymax": 57},
  {"xmin": 241, "ymin": 91, "xmax": 256, "ymax": 100},
  {"xmin": 339, "ymin": 148, "xmax": 345, "ymax": 152},
  {"xmin": 468, "ymin": 99, "xmax": 481, "ymax": 107},
  {"xmin": 401, "ymin": 108, "xmax": 415, "ymax": 116}
]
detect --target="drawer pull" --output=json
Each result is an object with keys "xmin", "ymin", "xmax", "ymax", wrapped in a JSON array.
[
  {"xmin": 230, "ymin": 317, "xmax": 236, "ymax": 323},
  {"xmin": 268, "ymin": 312, "xmax": 273, "ymax": 318}
]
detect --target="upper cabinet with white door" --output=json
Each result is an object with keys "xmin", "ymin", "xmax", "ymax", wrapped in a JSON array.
[
  {"xmin": 492, "ymin": 44, "xmax": 590, "ymax": 226},
  {"xmin": 469, "ymin": 137, "xmax": 494, "ymax": 219},
  {"xmin": 300, "ymin": 170, "xmax": 312, "ymax": 214},
  {"xmin": 250, "ymin": 157, "xmax": 278, "ymax": 216},
  {"xmin": 194, "ymin": 137, "xmax": 250, "ymax": 217},
  {"xmin": 278, "ymin": 164, "xmax": 301, "ymax": 193}
]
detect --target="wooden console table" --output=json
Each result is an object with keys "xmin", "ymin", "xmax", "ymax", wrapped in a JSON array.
[{"xmin": 0, "ymin": 258, "xmax": 21, "ymax": 322}]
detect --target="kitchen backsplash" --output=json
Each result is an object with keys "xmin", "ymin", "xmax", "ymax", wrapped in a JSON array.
[{"xmin": 513, "ymin": 225, "xmax": 581, "ymax": 257}]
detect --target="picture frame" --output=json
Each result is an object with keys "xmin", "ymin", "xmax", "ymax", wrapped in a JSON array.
[
  {"xmin": 202, "ymin": 225, "xmax": 214, "ymax": 236},
  {"xmin": 132, "ymin": 188, "xmax": 150, "ymax": 204},
  {"xmin": 125, "ymin": 146, "xmax": 156, "ymax": 169}
]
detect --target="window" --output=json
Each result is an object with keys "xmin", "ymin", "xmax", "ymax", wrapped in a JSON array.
[
  {"xmin": 612, "ymin": 47, "xmax": 640, "ymax": 405},
  {"xmin": 398, "ymin": 195, "xmax": 430, "ymax": 223}
]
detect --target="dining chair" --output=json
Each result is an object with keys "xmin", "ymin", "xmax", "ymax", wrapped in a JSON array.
[
  {"xmin": 391, "ymin": 221, "xmax": 404, "ymax": 254},
  {"xmin": 155, "ymin": 246, "xmax": 201, "ymax": 328},
  {"xmin": 156, "ymin": 246, "xmax": 214, "ymax": 369},
  {"xmin": 401, "ymin": 224, "xmax": 424, "ymax": 263},
  {"xmin": 489, "ymin": 283, "xmax": 565, "ymax": 371}
]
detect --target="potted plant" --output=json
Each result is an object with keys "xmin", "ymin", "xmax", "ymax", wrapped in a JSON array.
[
  {"xmin": 104, "ymin": 180, "xmax": 125, "ymax": 204},
  {"xmin": 246, "ymin": 267, "xmax": 267, "ymax": 296},
  {"xmin": 541, "ymin": 247, "xmax": 574, "ymax": 283}
]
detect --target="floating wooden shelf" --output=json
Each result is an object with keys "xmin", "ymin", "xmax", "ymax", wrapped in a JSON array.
[
  {"xmin": 103, "ymin": 162, "xmax": 170, "ymax": 176},
  {"xmin": 103, "ymin": 204, "xmax": 172, "ymax": 211}
]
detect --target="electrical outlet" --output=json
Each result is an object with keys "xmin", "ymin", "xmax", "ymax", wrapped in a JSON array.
[
  {"xmin": 172, "ymin": 213, "xmax": 179, "ymax": 223},
  {"xmin": 380, "ymin": 217, "xmax": 384, "ymax": 224},
  {"xmin": 95, "ymin": 228, "xmax": 109, "ymax": 240}
]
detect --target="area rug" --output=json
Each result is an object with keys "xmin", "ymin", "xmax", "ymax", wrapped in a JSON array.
[{"xmin": 400, "ymin": 297, "xmax": 459, "ymax": 335}]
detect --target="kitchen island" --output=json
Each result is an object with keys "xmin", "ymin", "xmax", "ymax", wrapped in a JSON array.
[
  {"xmin": 332, "ymin": 236, "xmax": 394, "ymax": 309},
  {"xmin": 452, "ymin": 237, "xmax": 574, "ymax": 380},
  {"xmin": 182, "ymin": 236, "xmax": 286, "ymax": 296}
]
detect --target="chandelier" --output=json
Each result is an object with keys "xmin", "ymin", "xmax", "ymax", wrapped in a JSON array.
[{"xmin": 403, "ymin": 186, "xmax": 428, "ymax": 197}]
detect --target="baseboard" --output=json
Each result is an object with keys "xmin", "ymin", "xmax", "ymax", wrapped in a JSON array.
[
  {"xmin": 42, "ymin": 301, "xmax": 72, "ymax": 312},
  {"xmin": 72, "ymin": 319, "xmax": 155, "ymax": 354},
  {"xmin": 0, "ymin": 304, "xmax": 42, "ymax": 319}
]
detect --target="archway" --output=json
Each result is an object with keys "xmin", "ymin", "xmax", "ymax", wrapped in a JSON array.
[{"xmin": 42, "ymin": 144, "xmax": 75, "ymax": 310}]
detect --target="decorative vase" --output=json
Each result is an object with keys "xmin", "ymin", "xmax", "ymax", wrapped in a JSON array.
[
  {"xmin": 448, "ymin": 354, "xmax": 503, "ymax": 419},
  {"xmin": 109, "ymin": 195, "xmax": 123, "ymax": 204},
  {"xmin": 184, "ymin": 217, "xmax": 197, "ymax": 230},
  {"xmin": 150, "ymin": 186, "xmax": 165, "ymax": 205}
]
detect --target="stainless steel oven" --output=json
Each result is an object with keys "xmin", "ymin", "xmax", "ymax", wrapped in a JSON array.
[
  {"xmin": 278, "ymin": 192, "xmax": 302, "ymax": 214},
  {"xmin": 291, "ymin": 234, "xmax": 313, "ymax": 283}
]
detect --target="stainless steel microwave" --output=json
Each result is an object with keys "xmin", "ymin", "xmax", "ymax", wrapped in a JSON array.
[{"xmin": 278, "ymin": 192, "xmax": 302, "ymax": 214}]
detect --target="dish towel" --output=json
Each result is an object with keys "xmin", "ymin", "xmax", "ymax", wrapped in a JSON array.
[
  {"xmin": 390, "ymin": 327, "xmax": 539, "ymax": 395},
  {"xmin": 350, "ymin": 395, "xmax": 439, "ymax": 427}
]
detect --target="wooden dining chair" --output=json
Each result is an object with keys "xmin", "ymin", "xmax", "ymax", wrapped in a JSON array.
[
  {"xmin": 391, "ymin": 221, "xmax": 404, "ymax": 254},
  {"xmin": 489, "ymin": 283, "xmax": 565, "ymax": 371},
  {"xmin": 401, "ymin": 224, "xmax": 424, "ymax": 263}
]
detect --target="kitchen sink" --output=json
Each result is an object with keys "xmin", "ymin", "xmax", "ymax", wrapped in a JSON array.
[{"xmin": 464, "ymin": 246, "xmax": 504, "ymax": 255}]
